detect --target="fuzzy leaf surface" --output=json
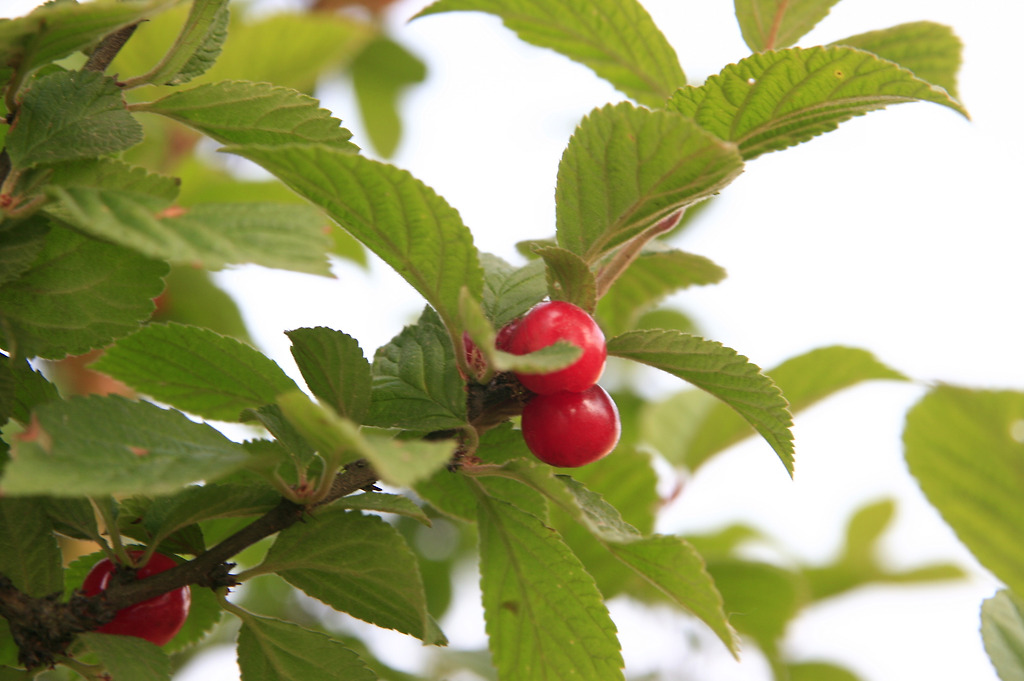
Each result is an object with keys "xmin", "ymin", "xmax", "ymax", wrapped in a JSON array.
[
  {"xmin": 476, "ymin": 493, "xmax": 624, "ymax": 681},
  {"xmin": 904, "ymin": 387, "xmax": 1024, "ymax": 596},
  {"xmin": 0, "ymin": 218, "xmax": 48, "ymax": 288},
  {"xmin": 79, "ymin": 633, "xmax": 170, "ymax": 681},
  {"xmin": 229, "ymin": 144, "xmax": 482, "ymax": 330},
  {"xmin": 734, "ymin": 0, "xmax": 841, "ymax": 52},
  {"xmin": 668, "ymin": 45, "xmax": 968, "ymax": 161},
  {"xmin": 0, "ymin": 498, "xmax": 62, "ymax": 598},
  {"xmin": 236, "ymin": 613, "xmax": 376, "ymax": 681},
  {"xmin": 556, "ymin": 102, "xmax": 744, "ymax": 261},
  {"xmin": 6, "ymin": 71, "xmax": 142, "ymax": 168},
  {"xmin": 286, "ymin": 327, "xmax": 372, "ymax": 423},
  {"xmin": 94, "ymin": 323, "xmax": 299, "ymax": 422},
  {"xmin": 0, "ymin": 226, "xmax": 167, "ymax": 360},
  {"xmin": 135, "ymin": 81, "xmax": 357, "ymax": 150},
  {"xmin": 41, "ymin": 157, "xmax": 180, "ymax": 202},
  {"xmin": 142, "ymin": 483, "xmax": 281, "ymax": 549},
  {"xmin": 259, "ymin": 507, "xmax": 441, "ymax": 643},
  {"xmin": 608, "ymin": 330, "xmax": 793, "ymax": 474},
  {"xmin": 2, "ymin": 395, "xmax": 250, "ymax": 496},
  {"xmin": 480, "ymin": 254, "xmax": 546, "ymax": 327},
  {"xmin": 535, "ymin": 246, "xmax": 597, "ymax": 313},
  {"xmin": 416, "ymin": 0, "xmax": 684, "ymax": 106},
  {"xmin": 981, "ymin": 590, "xmax": 1024, "ymax": 681}
]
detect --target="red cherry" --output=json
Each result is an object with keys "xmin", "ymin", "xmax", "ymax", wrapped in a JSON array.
[
  {"xmin": 505, "ymin": 301, "xmax": 606, "ymax": 394},
  {"xmin": 520, "ymin": 385, "xmax": 620, "ymax": 467},
  {"xmin": 82, "ymin": 550, "xmax": 191, "ymax": 646}
]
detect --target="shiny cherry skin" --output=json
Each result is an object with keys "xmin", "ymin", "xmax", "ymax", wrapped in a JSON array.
[
  {"xmin": 505, "ymin": 301, "xmax": 606, "ymax": 395},
  {"xmin": 82, "ymin": 550, "xmax": 191, "ymax": 646},
  {"xmin": 520, "ymin": 385, "xmax": 621, "ymax": 467}
]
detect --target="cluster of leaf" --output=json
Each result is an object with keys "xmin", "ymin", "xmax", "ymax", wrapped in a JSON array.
[{"xmin": 0, "ymin": 0, "xmax": 988, "ymax": 680}]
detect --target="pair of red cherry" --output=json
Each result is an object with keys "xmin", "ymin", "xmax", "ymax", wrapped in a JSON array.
[{"xmin": 501, "ymin": 301, "xmax": 621, "ymax": 468}]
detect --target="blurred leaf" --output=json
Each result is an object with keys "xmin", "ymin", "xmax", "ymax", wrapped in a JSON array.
[
  {"xmin": 230, "ymin": 143, "xmax": 483, "ymax": 332},
  {"xmin": 351, "ymin": 35, "xmax": 426, "ymax": 157},
  {"xmin": 556, "ymin": 102, "xmax": 744, "ymax": 262},
  {"xmin": 0, "ymin": 217, "xmax": 49, "ymax": 288},
  {"xmin": 633, "ymin": 307, "xmax": 698, "ymax": 334},
  {"xmin": 787, "ymin": 661, "xmax": 865, "ymax": 681},
  {"xmin": 259, "ymin": 507, "xmax": 444, "ymax": 643},
  {"xmin": 668, "ymin": 46, "xmax": 968, "ymax": 161},
  {"xmin": 0, "ymin": 498, "xmax": 62, "ymax": 598},
  {"xmin": 534, "ymin": 245, "xmax": 596, "ymax": 313},
  {"xmin": 78, "ymin": 633, "xmax": 170, "ymax": 681},
  {"xmin": 164, "ymin": 583, "xmax": 222, "ymax": 653},
  {"xmin": 153, "ymin": 266, "xmax": 251, "ymax": 341},
  {"xmin": 44, "ymin": 496, "xmax": 103, "ymax": 543},
  {"xmin": 7, "ymin": 71, "xmax": 142, "ymax": 169},
  {"xmin": 981, "ymin": 590, "xmax": 1024, "ymax": 681},
  {"xmin": 363, "ymin": 432, "xmax": 457, "ymax": 489},
  {"xmin": 608, "ymin": 330, "xmax": 793, "ymax": 474},
  {"xmin": 334, "ymin": 491, "xmax": 431, "ymax": 526},
  {"xmin": 94, "ymin": 323, "xmax": 299, "ymax": 422},
  {"xmin": 0, "ymin": 225, "xmax": 167, "ymax": 360},
  {"xmin": 904, "ymin": 387, "xmax": 1024, "ymax": 597},
  {"xmin": 480, "ymin": 254, "xmax": 546, "ymax": 327},
  {"xmin": 734, "ymin": 0, "xmax": 841, "ymax": 52},
  {"xmin": 834, "ymin": 21, "xmax": 963, "ymax": 100},
  {"xmin": 476, "ymin": 493, "xmax": 624, "ymax": 681},
  {"xmin": 3, "ymin": 357, "xmax": 59, "ymax": 424},
  {"xmin": 3, "ymin": 395, "xmax": 250, "ymax": 496},
  {"xmin": 416, "ymin": 0, "xmax": 685, "ymax": 106},
  {"xmin": 236, "ymin": 612, "xmax": 376, "ymax": 681},
  {"xmin": 287, "ymin": 327, "xmax": 372, "ymax": 423}
]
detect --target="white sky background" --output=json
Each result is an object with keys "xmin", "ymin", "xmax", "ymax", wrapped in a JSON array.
[{"xmin": 5, "ymin": 0, "xmax": 1024, "ymax": 679}]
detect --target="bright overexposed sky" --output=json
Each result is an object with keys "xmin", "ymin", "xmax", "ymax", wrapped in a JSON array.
[{"xmin": 5, "ymin": 0, "xmax": 1022, "ymax": 679}]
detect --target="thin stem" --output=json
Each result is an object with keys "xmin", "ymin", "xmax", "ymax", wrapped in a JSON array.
[
  {"xmin": 84, "ymin": 23, "xmax": 141, "ymax": 73},
  {"xmin": 593, "ymin": 209, "xmax": 684, "ymax": 299}
]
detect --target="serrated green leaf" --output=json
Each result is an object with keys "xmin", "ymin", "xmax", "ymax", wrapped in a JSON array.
[
  {"xmin": 0, "ymin": 217, "xmax": 49, "ymax": 288},
  {"xmin": 285, "ymin": 327, "xmax": 371, "ymax": 424},
  {"xmin": 4, "ymin": 357, "xmax": 59, "ymax": 426},
  {"xmin": 596, "ymin": 245, "xmax": 726, "ymax": 336},
  {"xmin": 130, "ymin": 0, "xmax": 229, "ymax": 87},
  {"xmin": 229, "ymin": 143, "xmax": 483, "ymax": 331},
  {"xmin": 368, "ymin": 307, "xmax": 468, "ymax": 432},
  {"xmin": 44, "ymin": 496, "xmax": 103, "ymax": 543},
  {"xmin": 0, "ymin": 498, "xmax": 62, "ymax": 598},
  {"xmin": 475, "ymin": 492, "xmax": 624, "ymax": 681},
  {"xmin": 6, "ymin": 70, "xmax": 142, "ymax": 169},
  {"xmin": 982, "ymin": 590, "xmax": 1024, "ymax": 681},
  {"xmin": 0, "ymin": 0, "xmax": 178, "ymax": 77},
  {"xmin": 143, "ymin": 483, "xmax": 281, "ymax": 550},
  {"xmin": 236, "ymin": 613, "xmax": 376, "ymax": 681},
  {"xmin": 351, "ymin": 35, "xmax": 426, "ymax": 158},
  {"xmin": 258, "ymin": 507, "xmax": 443, "ymax": 643},
  {"xmin": 334, "ymin": 491, "xmax": 431, "ymax": 526},
  {"xmin": 834, "ymin": 21, "xmax": 963, "ymax": 100},
  {"xmin": 44, "ymin": 187, "xmax": 333, "ymax": 275},
  {"xmin": 134, "ymin": 80, "xmax": 357, "ymax": 150},
  {"xmin": 608, "ymin": 330, "xmax": 793, "ymax": 474},
  {"xmin": 556, "ymin": 102, "xmax": 744, "ymax": 261},
  {"xmin": 243, "ymin": 404, "xmax": 317, "ymax": 472},
  {"xmin": 93, "ymin": 323, "xmax": 299, "ymax": 422},
  {"xmin": 274, "ymin": 390, "xmax": 366, "ymax": 471},
  {"xmin": 668, "ymin": 45, "xmax": 968, "ymax": 161},
  {"xmin": 0, "ymin": 225, "xmax": 168, "ymax": 360},
  {"xmin": 734, "ymin": 0, "xmax": 842, "ymax": 52},
  {"xmin": 79, "ymin": 632, "xmax": 171, "ymax": 681},
  {"xmin": 363, "ymin": 432, "xmax": 457, "ymax": 489},
  {"xmin": 904, "ymin": 387, "xmax": 1024, "ymax": 596},
  {"xmin": 534, "ymin": 245, "xmax": 596, "ymax": 313},
  {"xmin": 416, "ymin": 0, "xmax": 684, "ymax": 107},
  {"xmin": 165, "ymin": 583, "xmax": 222, "ymax": 653},
  {"xmin": 680, "ymin": 345, "xmax": 905, "ymax": 471},
  {"xmin": 41, "ymin": 157, "xmax": 181, "ymax": 202},
  {"xmin": 2, "ymin": 395, "xmax": 250, "ymax": 496},
  {"xmin": 480, "ymin": 254, "xmax": 546, "ymax": 328}
]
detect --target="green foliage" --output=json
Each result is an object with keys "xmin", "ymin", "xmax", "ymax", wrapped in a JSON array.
[
  {"xmin": 982, "ymin": 590, "xmax": 1024, "ymax": 681},
  {"xmin": 734, "ymin": 0, "xmax": 842, "ymax": 52},
  {"xmin": 78, "ymin": 633, "xmax": 170, "ymax": 681}
]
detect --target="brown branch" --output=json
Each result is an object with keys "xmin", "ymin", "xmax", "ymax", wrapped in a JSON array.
[{"xmin": 84, "ymin": 24, "xmax": 141, "ymax": 73}]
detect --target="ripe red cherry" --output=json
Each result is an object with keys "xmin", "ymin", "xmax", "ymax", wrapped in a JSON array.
[
  {"xmin": 82, "ymin": 550, "xmax": 191, "ymax": 646},
  {"xmin": 520, "ymin": 385, "xmax": 620, "ymax": 467},
  {"xmin": 505, "ymin": 301, "xmax": 606, "ymax": 395}
]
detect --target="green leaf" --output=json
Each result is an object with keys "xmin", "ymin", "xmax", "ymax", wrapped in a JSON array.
[
  {"xmin": 534, "ymin": 245, "xmax": 596, "ymax": 313},
  {"xmin": 0, "ymin": 498, "xmax": 62, "ymax": 598},
  {"xmin": 556, "ymin": 102, "xmax": 744, "ymax": 262},
  {"xmin": 44, "ymin": 187, "xmax": 333, "ymax": 276},
  {"xmin": 475, "ymin": 492, "xmax": 624, "ymax": 681},
  {"xmin": 903, "ymin": 387, "xmax": 1024, "ymax": 597},
  {"xmin": 2, "ymin": 395, "xmax": 250, "ymax": 496},
  {"xmin": 3, "ymin": 357, "xmax": 59, "ymax": 425},
  {"xmin": 228, "ymin": 143, "xmax": 483, "ymax": 331},
  {"xmin": 982, "ymin": 590, "xmax": 1024, "ymax": 681},
  {"xmin": 480, "ymin": 254, "xmax": 546, "ymax": 328},
  {"xmin": 351, "ymin": 36, "xmax": 427, "ymax": 158},
  {"xmin": 0, "ymin": 225, "xmax": 167, "ymax": 360},
  {"xmin": 140, "ymin": 483, "xmax": 281, "ymax": 550},
  {"xmin": 236, "ymin": 613, "xmax": 376, "ymax": 681},
  {"xmin": 131, "ymin": 0, "xmax": 229, "ymax": 87},
  {"xmin": 93, "ymin": 323, "xmax": 299, "ymax": 422},
  {"xmin": 0, "ymin": 0, "xmax": 178, "ymax": 77},
  {"xmin": 41, "ymin": 157, "xmax": 181, "ymax": 202},
  {"xmin": 680, "ymin": 346, "xmax": 906, "ymax": 471},
  {"xmin": 834, "ymin": 21, "xmax": 964, "ymax": 100},
  {"xmin": 334, "ymin": 491, "xmax": 431, "ymax": 526},
  {"xmin": 154, "ymin": 266, "xmax": 251, "ymax": 340},
  {"xmin": 787, "ymin": 661, "xmax": 865, "ymax": 681},
  {"xmin": 368, "ymin": 307, "xmax": 468, "ymax": 432},
  {"xmin": 44, "ymin": 496, "xmax": 104, "ymax": 543},
  {"xmin": 286, "ymin": 327, "xmax": 372, "ymax": 424},
  {"xmin": 415, "ymin": 0, "xmax": 685, "ymax": 107},
  {"xmin": 0, "ymin": 217, "xmax": 49, "ymax": 288},
  {"xmin": 734, "ymin": 0, "xmax": 842, "ymax": 52},
  {"xmin": 362, "ymin": 432, "xmax": 457, "ymax": 489},
  {"xmin": 134, "ymin": 80, "xmax": 357, "ymax": 151},
  {"xmin": 596, "ymin": 245, "xmax": 726, "ymax": 337},
  {"xmin": 78, "ymin": 633, "xmax": 170, "ymax": 681},
  {"xmin": 6, "ymin": 70, "xmax": 143, "ymax": 169},
  {"xmin": 165, "ymin": 583, "xmax": 222, "ymax": 653},
  {"xmin": 608, "ymin": 330, "xmax": 794, "ymax": 474},
  {"xmin": 667, "ymin": 45, "xmax": 968, "ymax": 161},
  {"xmin": 258, "ymin": 507, "xmax": 443, "ymax": 643}
]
